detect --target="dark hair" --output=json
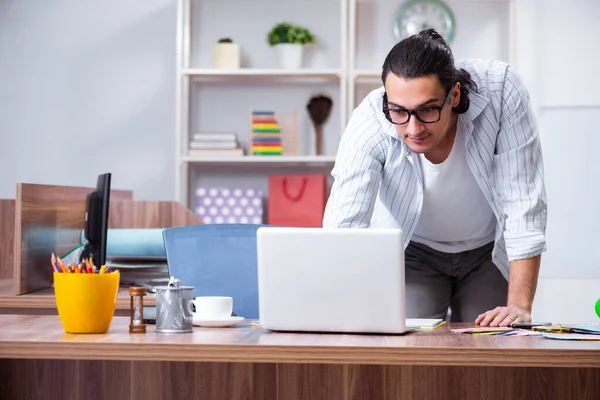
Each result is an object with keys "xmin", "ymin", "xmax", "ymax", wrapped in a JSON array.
[{"xmin": 381, "ymin": 29, "xmax": 476, "ymax": 114}]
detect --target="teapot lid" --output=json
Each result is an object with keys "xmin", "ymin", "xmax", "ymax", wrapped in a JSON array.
[
  {"xmin": 154, "ymin": 275, "xmax": 194, "ymax": 290},
  {"xmin": 154, "ymin": 285, "xmax": 194, "ymax": 291}
]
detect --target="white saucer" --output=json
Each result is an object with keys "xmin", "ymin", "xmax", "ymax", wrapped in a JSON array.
[{"xmin": 193, "ymin": 316, "xmax": 245, "ymax": 328}]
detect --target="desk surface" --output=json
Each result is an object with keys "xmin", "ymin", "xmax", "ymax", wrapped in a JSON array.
[{"xmin": 0, "ymin": 315, "xmax": 598, "ymax": 367}]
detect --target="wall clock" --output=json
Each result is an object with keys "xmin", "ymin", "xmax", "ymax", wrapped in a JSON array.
[{"xmin": 393, "ymin": 0, "xmax": 456, "ymax": 44}]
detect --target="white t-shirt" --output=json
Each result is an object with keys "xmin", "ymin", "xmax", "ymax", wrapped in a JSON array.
[{"xmin": 411, "ymin": 128, "xmax": 496, "ymax": 253}]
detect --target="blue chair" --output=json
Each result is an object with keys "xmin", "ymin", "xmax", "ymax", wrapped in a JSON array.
[{"xmin": 162, "ymin": 223, "xmax": 270, "ymax": 320}]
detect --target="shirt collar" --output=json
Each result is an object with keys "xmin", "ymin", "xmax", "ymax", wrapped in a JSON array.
[{"xmin": 461, "ymin": 89, "xmax": 490, "ymax": 146}]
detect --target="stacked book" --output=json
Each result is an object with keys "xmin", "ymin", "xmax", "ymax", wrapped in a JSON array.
[
  {"xmin": 188, "ymin": 132, "xmax": 244, "ymax": 157},
  {"xmin": 251, "ymin": 111, "xmax": 282, "ymax": 156}
]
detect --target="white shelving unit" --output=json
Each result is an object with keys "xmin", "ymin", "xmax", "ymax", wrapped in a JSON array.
[
  {"xmin": 181, "ymin": 155, "xmax": 337, "ymax": 164},
  {"xmin": 182, "ymin": 68, "xmax": 343, "ymax": 78},
  {"xmin": 175, "ymin": 0, "xmax": 348, "ymax": 210},
  {"xmin": 175, "ymin": 0, "xmax": 517, "ymax": 214}
]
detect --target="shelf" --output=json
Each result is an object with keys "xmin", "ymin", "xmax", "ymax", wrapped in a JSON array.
[
  {"xmin": 0, "ymin": 279, "xmax": 156, "ymax": 310},
  {"xmin": 181, "ymin": 68, "xmax": 342, "ymax": 79},
  {"xmin": 182, "ymin": 155, "xmax": 337, "ymax": 165},
  {"xmin": 352, "ymin": 70, "xmax": 382, "ymax": 81}
]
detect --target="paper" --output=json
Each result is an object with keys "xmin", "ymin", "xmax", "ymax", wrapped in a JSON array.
[
  {"xmin": 406, "ymin": 318, "xmax": 444, "ymax": 329},
  {"xmin": 493, "ymin": 329, "xmax": 542, "ymax": 336},
  {"xmin": 542, "ymin": 333, "xmax": 600, "ymax": 341},
  {"xmin": 451, "ymin": 327, "xmax": 514, "ymax": 334},
  {"xmin": 451, "ymin": 327, "xmax": 541, "ymax": 336},
  {"xmin": 567, "ymin": 324, "xmax": 600, "ymax": 335}
]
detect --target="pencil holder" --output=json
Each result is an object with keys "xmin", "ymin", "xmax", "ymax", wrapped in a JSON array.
[{"xmin": 54, "ymin": 272, "xmax": 120, "ymax": 334}]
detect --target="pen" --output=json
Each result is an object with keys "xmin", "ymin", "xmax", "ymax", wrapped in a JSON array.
[
  {"xmin": 50, "ymin": 254, "xmax": 60, "ymax": 273},
  {"xmin": 58, "ymin": 258, "xmax": 67, "ymax": 273}
]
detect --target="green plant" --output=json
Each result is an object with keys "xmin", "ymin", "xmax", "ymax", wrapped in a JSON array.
[
  {"xmin": 218, "ymin": 38, "xmax": 233, "ymax": 43},
  {"xmin": 267, "ymin": 23, "xmax": 316, "ymax": 46}
]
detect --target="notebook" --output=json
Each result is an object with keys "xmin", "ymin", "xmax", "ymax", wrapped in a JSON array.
[{"xmin": 406, "ymin": 318, "xmax": 445, "ymax": 329}]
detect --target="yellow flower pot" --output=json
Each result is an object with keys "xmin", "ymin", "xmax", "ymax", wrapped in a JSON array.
[{"xmin": 54, "ymin": 272, "xmax": 120, "ymax": 334}]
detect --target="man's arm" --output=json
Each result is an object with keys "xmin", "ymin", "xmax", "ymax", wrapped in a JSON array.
[
  {"xmin": 322, "ymin": 109, "xmax": 386, "ymax": 228},
  {"xmin": 476, "ymin": 66, "xmax": 547, "ymax": 327},
  {"xmin": 507, "ymin": 255, "xmax": 541, "ymax": 312},
  {"xmin": 476, "ymin": 255, "xmax": 541, "ymax": 326}
]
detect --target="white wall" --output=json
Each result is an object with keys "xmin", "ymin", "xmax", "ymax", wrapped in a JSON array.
[
  {"xmin": 0, "ymin": 0, "xmax": 177, "ymax": 200},
  {"xmin": 520, "ymin": 0, "xmax": 600, "ymax": 323}
]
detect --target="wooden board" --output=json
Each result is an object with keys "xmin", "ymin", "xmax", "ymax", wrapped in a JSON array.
[
  {"xmin": 0, "ymin": 200, "xmax": 15, "ymax": 280},
  {"xmin": 0, "ymin": 280, "xmax": 155, "ymax": 310},
  {"xmin": 13, "ymin": 183, "xmax": 133, "ymax": 295},
  {"xmin": 110, "ymin": 200, "xmax": 201, "ymax": 229},
  {"xmin": 0, "ymin": 360, "xmax": 598, "ymax": 400}
]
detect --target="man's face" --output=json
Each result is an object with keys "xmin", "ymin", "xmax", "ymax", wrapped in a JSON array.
[{"xmin": 383, "ymin": 73, "xmax": 459, "ymax": 154}]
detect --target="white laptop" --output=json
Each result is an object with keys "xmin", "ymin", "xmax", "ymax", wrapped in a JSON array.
[{"xmin": 256, "ymin": 227, "xmax": 435, "ymax": 334}]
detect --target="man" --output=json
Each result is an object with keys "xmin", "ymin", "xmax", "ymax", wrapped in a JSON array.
[{"xmin": 322, "ymin": 29, "xmax": 547, "ymax": 327}]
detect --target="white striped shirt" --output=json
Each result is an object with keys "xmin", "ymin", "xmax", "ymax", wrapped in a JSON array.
[{"xmin": 322, "ymin": 59, "xmax": 547, "ymax": 279}]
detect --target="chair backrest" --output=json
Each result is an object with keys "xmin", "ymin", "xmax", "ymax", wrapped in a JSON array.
[{"xmin": 162, "ymin": 223, "xmax": 268, "ymax": 319}]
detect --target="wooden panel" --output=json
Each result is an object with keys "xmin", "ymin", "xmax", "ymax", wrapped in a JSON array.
[
  {"xmin": 1, "ymin": 360, "xmax": 599, "ymax": 400},
  {"xmin": 14, "ymin": 183, "xmax": 132, "ymax": 295},
  {"xmin": 110, "ymin": 200, "xmax": 202, "ymax": 228},
  {"xmin": 0, "ymin": 359, "xmax": 130, "ymax": 400},
  {"xmin": 195, "ymin": 362, "xmax": 254, "ymax": 399},
  {"xmin": 276, "ymin": 364, "xmax": 345, "ymax": 400},
  {"xmin": 450, "ymin": 365, "xmax": 594, "ymax": 399},
  {"xmin": 0, "ymin": 316, "xmax": 599, "ymax": 368},
  {"xmin": 346, "ymin": 365, "xmax": 600, "ymax": 399},
  {"xmin": 0, "ymin": 200, "xmax": 15, "ymax": 280}
]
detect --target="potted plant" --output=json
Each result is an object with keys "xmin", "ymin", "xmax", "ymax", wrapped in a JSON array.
[
  {"xmin": 212, "ymin": 37, "xmax": 240, "ymax": 69},
  {"xmin": 267, "ymin": 23, "xmax": 316, "ymax": 69}
]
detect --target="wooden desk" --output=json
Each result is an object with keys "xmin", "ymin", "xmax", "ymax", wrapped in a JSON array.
[{"xmin": 0, "ymin": 315, "xmax": 599, "ymax": 399}]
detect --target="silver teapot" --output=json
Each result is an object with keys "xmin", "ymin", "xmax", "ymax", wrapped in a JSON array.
[{"xmin": 155, "ymin": 277, "xmax": 194, "ymax": 333}]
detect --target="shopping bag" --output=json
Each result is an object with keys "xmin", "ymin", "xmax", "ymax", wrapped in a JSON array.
[{"xmin": 267, "ymin": 174, "xmax": 327, "ymax": 227}]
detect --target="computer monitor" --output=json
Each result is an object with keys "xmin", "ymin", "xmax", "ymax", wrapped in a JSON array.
[{"xmin": 80, "ymin": 173, "xmax": 111, "ymax": 267}]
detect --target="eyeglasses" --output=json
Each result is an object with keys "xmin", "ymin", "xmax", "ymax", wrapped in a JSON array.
[{"xmin": 383, "ymin": 88, "xmax": 453, "ymax": 125}]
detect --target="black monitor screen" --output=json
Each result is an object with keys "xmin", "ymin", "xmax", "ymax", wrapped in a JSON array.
[{"xmin": 81, "ymin": 173, "xmax": 111, "ymax": 267}]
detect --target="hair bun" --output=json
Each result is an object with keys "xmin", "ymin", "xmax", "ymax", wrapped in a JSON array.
[{"xmin": 419, "ymin": 28, "xmax": 446, "ymax": 44}]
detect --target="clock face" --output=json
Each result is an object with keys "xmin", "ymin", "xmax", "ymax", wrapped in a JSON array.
[{"xmin": 393, "ymin": 0, "xmax": 456, "ymax": 44}]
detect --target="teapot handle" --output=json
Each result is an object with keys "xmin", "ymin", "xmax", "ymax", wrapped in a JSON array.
[{"xmin": 187, "ymin": 299, "xmax": 195, "ymax": 316}]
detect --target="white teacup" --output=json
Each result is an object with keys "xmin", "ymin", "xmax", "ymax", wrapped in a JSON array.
[{"xmin": 192, "ymin": 296, "xmax": 233, "ymax": 320}]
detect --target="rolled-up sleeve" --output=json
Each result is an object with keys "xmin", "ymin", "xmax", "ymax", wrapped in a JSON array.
[
  {"xmin": 322, "ymin": 109, "xmax": 386, "ymax": 228},
  {"xmin": 494, "ymin": 66, "xmax": 548, "ymax": 261}
]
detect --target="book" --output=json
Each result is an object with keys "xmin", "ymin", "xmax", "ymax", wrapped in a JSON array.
[
  {"xmin": 192, "ymin": 132, "xmax": 237, "ymax": 142},
  {"xmin": 189, "ymin": 141, "xmax": 238, "ymax": 149},
  {"xmin": 188, "ymin": 148, "xmax": 244, "ymax": 157}
]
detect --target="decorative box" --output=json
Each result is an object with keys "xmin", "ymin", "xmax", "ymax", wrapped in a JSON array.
[{"xmin": 195, "ymin": 187, "xmax": 263, "ymax": 224}]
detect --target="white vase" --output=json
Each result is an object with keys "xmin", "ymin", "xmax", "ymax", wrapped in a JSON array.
[
  {"xmin": 275, "ymin": 43, "xmax": 303, "ymax": 69},
  {"xmin": 212, "ymin": 43, "xmax": 240, "ymax": 69}
]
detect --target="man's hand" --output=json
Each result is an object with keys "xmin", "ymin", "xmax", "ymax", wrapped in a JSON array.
[
  {"xmin": 475, "ymin": 255, "xmax": 541, "ymax": 327},
  {"xmin": 475, "ymin": 304, "xmax": 531, "ymax": 327}
]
